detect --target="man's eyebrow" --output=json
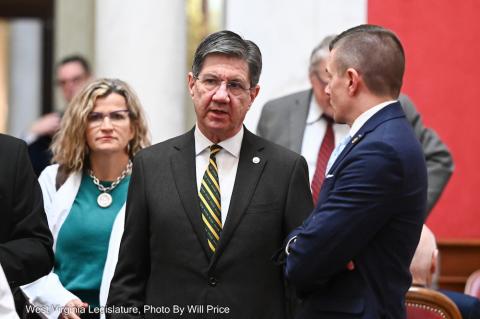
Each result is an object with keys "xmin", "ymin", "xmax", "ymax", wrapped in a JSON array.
[
  {"xmin": 200, "ymin": 73, "xmax": 247, "ymax": 83},
  {"xmin": 228, "ymin": 77, "xmax": 246, "ymax": 83}
]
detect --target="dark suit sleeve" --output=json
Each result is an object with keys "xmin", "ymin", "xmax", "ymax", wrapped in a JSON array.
[
  {"xmin": 0, "ymin": 139, "xmax": 53, "ymax": 287},
  {"xmin": 283, "ymin": 156, "xmax": 313, "ymax": 234},
  {"xmin": 285, "ymin": 142, "xmax": 405, "ymax": 291},
  {"xmin": 280, "ymin": 155, "xmax": 313, "ymax": 319},
  {"xmin": 399, "ymin": 94, "xmax": 454, "ymax": 213},
  {"xmin": 107, "ymin": 154, "xmax": 150, "ymax": 318}
]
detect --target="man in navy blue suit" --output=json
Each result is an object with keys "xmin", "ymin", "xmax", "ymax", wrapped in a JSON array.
[{"xmin": 283, "ymin": 25, "xmax": 428, "ymax": 318}]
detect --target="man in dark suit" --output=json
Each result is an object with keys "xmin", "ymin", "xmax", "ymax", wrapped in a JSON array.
[
  {"xmin": 257, "ymin": 36, "xmax": 453, "ymax": 212},
  {"xmin": 284, "ymin": 25, "xmax": 428, "ymax": 318},
  {"xmin": 106, "ymin": 30, "xmax": 313, "ymax": 319},
  {"xmin": 0, "ymin": 134, "xmax": 54, "ymax": 312},
  {"xmin": 26, "ymin": 55, "xmax": 92, "ymax": 176}
]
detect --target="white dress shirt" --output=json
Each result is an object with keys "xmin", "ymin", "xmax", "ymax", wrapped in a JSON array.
[
  {"xmin": 325, "ymin": 100, "xmax": 397, "ymax": 174},
  {"xmin": 349, "ymin": 100, "xmax": 397, "ymax": 137},
  {"xmin": 300, "ymin": 98, "xmax": 349, "ymax": 183},
  {"xmin": 0, "ymin": 264, "xmax": 19, "ymax": 319},
  {"xmin": 195, "ymin": 126, "xmax": 243, "ymax": 225}
]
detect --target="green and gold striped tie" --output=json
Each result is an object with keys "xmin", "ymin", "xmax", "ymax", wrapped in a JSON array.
[{"xmin": 199, "ymin": 144, "xmax": 222, "ymax": 253}]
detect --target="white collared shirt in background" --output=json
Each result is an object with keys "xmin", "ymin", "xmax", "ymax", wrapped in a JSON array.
[
  {"xmin": 195, "ymin": 126, "xmax": 243, "ymax": 225},
  {"xmin": 301, "ymin": 98, "xmax": 349, "ymax": 183}
]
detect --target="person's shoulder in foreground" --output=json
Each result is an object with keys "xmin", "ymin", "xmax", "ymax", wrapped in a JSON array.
[{"xmin": 0, "ymin": 133, "xmax": 53, "ymax": 288}]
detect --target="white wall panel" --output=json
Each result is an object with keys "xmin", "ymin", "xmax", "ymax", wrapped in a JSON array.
[{"xmin": 226, "ymin": 0, "xmax": 367, "ymax": 131}]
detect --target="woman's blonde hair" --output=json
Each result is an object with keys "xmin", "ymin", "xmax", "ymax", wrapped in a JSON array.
[{"xmin": 51, "ymin": 78, "xmax": 150, "ymax": 175}]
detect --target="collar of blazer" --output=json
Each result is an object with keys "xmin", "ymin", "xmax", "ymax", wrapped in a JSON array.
[
  {"xmin": 327, "ymin": 101, "xmax": 406, "ymax": 174},
  {"xmin": 171, "ymin": 126, "xmax": 267, "ymax": 266},
  {"xmin": 49, "ymin": 166, "xmax": 82, "ymax": 245}
]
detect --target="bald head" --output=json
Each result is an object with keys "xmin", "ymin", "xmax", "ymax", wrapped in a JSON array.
[{"xmin": 410, "ymin": 225, "xmax": 438, "ymax": 287}]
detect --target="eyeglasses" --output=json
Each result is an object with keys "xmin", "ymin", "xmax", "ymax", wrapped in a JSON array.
[
  {"xmin": 194, "ymin": 75, "xmax": 252, "ymax": 96},
  {"xmin": 87, "ymin": 110, "xmax": 130, "ymax": 126}
]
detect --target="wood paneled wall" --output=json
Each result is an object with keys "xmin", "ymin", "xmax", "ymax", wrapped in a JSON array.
[{"xmin": 438, "ymin": 240, "xmax": 480, "ymax": 292}]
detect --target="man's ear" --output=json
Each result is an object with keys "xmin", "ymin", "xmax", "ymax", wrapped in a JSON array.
[
  {"xmin": 308, "ymin": 72, "xmax": 315, "ymax": 86},
  {"xmin": 431, "ymin": 249, "xmax": 439, "ymax": 275},
  {"xmin": 346, "ymin": 68, "xmax": 360, "ymax": 96},
  {"xmin": 248, "ymin": 85, "xmax": 260, "ymax": 108},
  {"xmin": 187, "ymin": 72, "xmax": 195, "ymax": 97}
]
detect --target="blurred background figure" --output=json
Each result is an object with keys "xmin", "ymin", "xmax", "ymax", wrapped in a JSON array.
[
  {"xmin": 22, "ymin": 78, "xmax": 150, "ymax": 319},
  {"xmin": 26, "ymin": 55, "xmax": 92, "ymax": 176},
  {"xmin": 410, "ymin": 225, "xmax": 480, "ymax": 319},
  {"xmin": 257, "ymin": 35, "xmax": 453, "ymax": 212},
  {"xmin": 0, "ymin": 264, "xmax": 19, "ymax": 319}
]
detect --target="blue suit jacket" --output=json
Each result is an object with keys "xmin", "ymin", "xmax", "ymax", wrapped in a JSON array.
[
  {"xmin": 440, "ymin": 290, "xmax": 480, "ymax": 319},
  {"xmin": 285, "ymin": 102, "xmax": 428, "ymax": 318}
]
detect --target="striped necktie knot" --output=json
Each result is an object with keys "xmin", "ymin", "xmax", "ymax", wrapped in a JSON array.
[{"xmin": 210, "ymin": 144, "xmax": 222, "ymax": 156}]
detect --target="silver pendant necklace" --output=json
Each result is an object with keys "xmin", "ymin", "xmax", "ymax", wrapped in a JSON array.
[{"xmin": 89, "ymin": 160, "xmax": 132, "ymax": 208}]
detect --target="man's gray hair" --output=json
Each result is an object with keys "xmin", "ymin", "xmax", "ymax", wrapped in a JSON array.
[
  {"xmin": 309, "ymin": 35, "xmax": 336, "ymax": 73},
  {"xmin": 192, "ymin": 30, "xmax": 262, "ymax": 87},
  {"xmin": 330, "ymin": 24, "xmax": 405, "ymax": 98}
]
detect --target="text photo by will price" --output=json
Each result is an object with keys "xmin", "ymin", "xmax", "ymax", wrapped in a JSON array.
[{"xmin": 144, "ymin": 304, "xmax": 230, "ymax": 316}]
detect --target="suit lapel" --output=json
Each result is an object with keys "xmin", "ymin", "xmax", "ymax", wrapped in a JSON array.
[
  {"xmin": 170, "ymin": 129, "xmax": 211, "ymax": 259},
  {"xmin": 210, "ymin": 129, "xmax": 266, "ymax": 267},
  {"xmin": 288, "ymin": 90, "xmax": 311, "ymax": 153},
  {"xmin": 328, "ymin": 102, "xmax": 406, "ymax": 173}
]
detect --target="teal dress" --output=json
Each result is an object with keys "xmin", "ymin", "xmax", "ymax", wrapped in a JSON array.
[{"xmin": 54, "ymin": 172, "xmax": 130, "ymax": 308}]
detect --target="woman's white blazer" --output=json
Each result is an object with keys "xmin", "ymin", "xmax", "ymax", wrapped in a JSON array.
[{"xmin": 21, "ymin": 165, "xmax": 124, "ymax": 319}]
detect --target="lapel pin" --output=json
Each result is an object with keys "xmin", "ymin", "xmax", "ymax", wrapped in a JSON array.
[
  {"xmin": 252, "ymin": 156, "xmax": 260, "ymax": 164},
  {"xmin": 351, "ymin": 134, "xmax": 363, "ymax": 144}
]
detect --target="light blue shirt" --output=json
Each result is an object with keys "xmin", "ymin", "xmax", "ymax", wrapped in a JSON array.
[
  {"xmin": 325, "ymin": 100, "xmax": 397, "ymax": 174},
  {"xmin": 325, "ymin": 134, "xmax": 351, "ymax": 174}
]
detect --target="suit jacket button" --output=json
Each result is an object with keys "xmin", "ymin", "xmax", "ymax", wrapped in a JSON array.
[{"xmin": 208, "ymin": 276, "xmax": 217, "ymax": 287}]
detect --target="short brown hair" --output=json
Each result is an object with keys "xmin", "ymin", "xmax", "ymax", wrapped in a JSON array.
[{"xmin": 330, "ymin": 24, "xmax": 405, "ymax": 98}]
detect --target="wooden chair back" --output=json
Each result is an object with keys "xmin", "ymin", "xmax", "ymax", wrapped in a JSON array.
[{"xmin": 405, "ymin": 286, "xmax": 462, "ymax": 319}]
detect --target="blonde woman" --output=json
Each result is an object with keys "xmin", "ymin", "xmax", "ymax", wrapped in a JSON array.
[{"xmin": 22, "ymin": 79, "xmax": 150, "ymax": 319}]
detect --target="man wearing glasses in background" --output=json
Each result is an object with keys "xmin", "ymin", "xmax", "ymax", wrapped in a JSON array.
[
  {"xmin": 107, "ymin": 30, "xmax": 313, "ymax": 319},
  {"xmin": 26, "ymin": 55, "xmax": 92, "ymax": 175},
  {"xmin": 257, "ymin": 35, "xmax": 453, "ymax": 213}
]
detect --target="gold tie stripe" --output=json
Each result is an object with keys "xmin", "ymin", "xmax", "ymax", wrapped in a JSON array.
[{"xmin": 199, "ymin": 145, "xmax": 222, "ymax": 253}]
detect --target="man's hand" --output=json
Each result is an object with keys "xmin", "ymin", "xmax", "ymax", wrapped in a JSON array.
[{"xmin": 30, "ymin": 112, "xmax": 61, "ymax": 136}]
